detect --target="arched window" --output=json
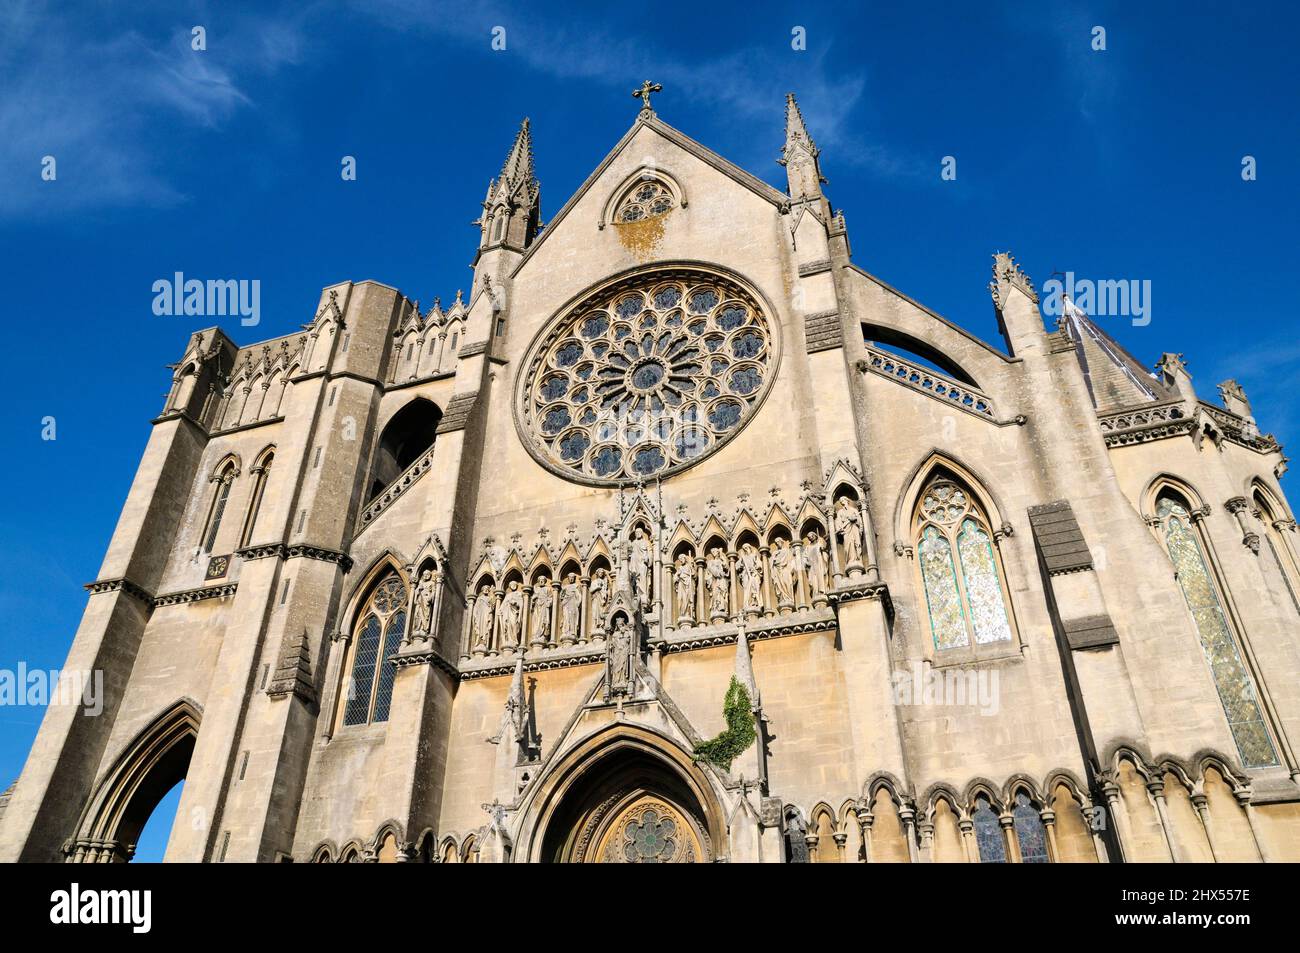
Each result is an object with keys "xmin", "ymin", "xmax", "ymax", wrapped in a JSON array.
[
  {"xmin": 614, "ymin": 177, "xmax": 675, "ymax": 223},
  {"xmin": 240, "ymin": 450, "xmax": 274, "ymax": 547},
  {"xmin": 342, "ymin": 574, "xmax": 408, "ymax": 727},
  {"xmin": 1011, "ymin": 791, "xmax": 1049, "ymax": 863},
  {"xmin": 971, "ymin": 796, "xmax": 1006, "ymax": 863},
  {"xmin": 1154, "ymin": 492, "xmax": 1278, "ymax": 768},
  {"xmin": 1254, "ymin": 489, "xmax": 1300, "ymax": 615},
  {"xmin": 913, "ymin": 476, "xmax": 1013, "ymax": 652},
  {"xmin": 203, "ymin": 463, "xmax": 237, "ymax": 553}
]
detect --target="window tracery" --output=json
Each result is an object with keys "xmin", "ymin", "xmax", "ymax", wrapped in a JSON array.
[
  {"xmin": 913, "ymin": 477, "xmax": 1012, "ymax": 652},
  {"xmin": 615, "ymin": 178, "xmax": 675, "ymax": 223},
  {"xmin": 519, "ymin": 269, "xmax": 776, "ymax": 484},
  {"xmin": 342, "ymin": 573, "xmax": 408, "ymax": 727},
  {"xmin": 1155, "ymin": 493, "xmax": 1277, "ymax": 768}
]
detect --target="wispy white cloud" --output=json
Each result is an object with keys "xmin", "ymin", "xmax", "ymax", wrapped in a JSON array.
[
  {"xmin": 0, "ymin": 1, "xmax": 304, "ymax": 219},
  {"xmin": 1200, "ymin": 335, "xmax": 1300, "ymax": 443}
]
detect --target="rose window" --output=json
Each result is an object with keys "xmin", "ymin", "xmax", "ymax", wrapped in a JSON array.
[
  {"xmin": 517, "ymin": 268, "xmax": 777, "ymax": 484},
  {"xmin": 616, "ymin": 178, "xmax": 674, "ymax": 223}
]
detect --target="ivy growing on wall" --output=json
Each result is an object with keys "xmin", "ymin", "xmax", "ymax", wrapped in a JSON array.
[{"xmin": 693, "ymin": 676, "xmax": 756, "ymax": 771}]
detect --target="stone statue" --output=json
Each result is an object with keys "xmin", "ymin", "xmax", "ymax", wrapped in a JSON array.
[
  {"xmin": 630, "ymin": 527, "xmax": 653, "ymax": 607},
  {"xmin": 560, "ymin": 573, "xmax": 582, "ymax": 644},
  {"xmin": 608, "ymin": 616, "xmax": 634, "ymax": 695},
  {"xmin": 498, "ymin": 581, "xmax": 524, "ymax": 652},
  {"xmin": 804, "ymin": 531, "xmax": 829, "ymax": 599},
  {"xmin": 673, "ymin": 554, "xmax": 696, "ymax": 623},
  {"xmin": 589, "ymin": 568, "xmax": 610, "ymax": 632},
  {"xmin": 706, "ymin": 547, "xmax": 730, "ymax": 617},
  {"xmin": 835, "ymin": 497, "xmax": 865, "ymax": 569},
  {"xmin": 412, "ymin": 568, "xmax": 436, "ymax": 637},
  {"xmin": 470, "ymin": 584, "xmax": 495, "ymax": 654},
  {"xmin": 739, "ymin": 543, "xmax": 763, "ymax": 612},
  {"xmin": 530, "ymin": 577, "xmax": 553, "ymax": 645},
  {"xmin": 770, "ymin": 538, "xmax": 795, "ymax": 605}
]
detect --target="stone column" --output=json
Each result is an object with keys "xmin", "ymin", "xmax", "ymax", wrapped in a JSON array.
[
  {"xmin": 519, "ymin": 586, "xmax": 533, "ymax": 655},
  {"xmin": 917, "ymin": 820, "xmax": 935, "ymax": 863},
  {"xmin": 728, "ymin": 551, "xmax": 741, "ymax": 624},
  {"xmin": 855, "ymin": 804, "xmax": 874, "ymax": 863},
  {"xmin": 579, "ymin": 574, "xmax": 591, "ymax": 645},
  {"xmin": 958, "ymin": 817, "xmax": 976, "ymax": 862},
  {"xmin": 899, "ymin": 802, "xmax": 920, "ymax": 863},
  {"xmin": 793, "ymin": 540, "xmax": 810, "ymax": 611},
  {"xmin": 1238, "ymin": 790, "xmax": 1272, "ymax": 862},
  {"xmin": 1000, "ymin": 813, "xmax": 1020, "ymax": 863},
  {"xmin": 695, "ymin": 555, "xmax": 707, "ymax": 625},
  {"xmin": 1041, "ymin": 807, "xmax": 1059, "ymax": 863},
  {"xmin": 462, "ymin": 593, "xmax": 477, "ymax": 660},
  {"xmin": 760, "ymin": 544, "xmax": 775, "ymax": 619},
  {"xmin": 1147, "ymin": 776, "xmax": 1182, "ymax": 862},
  {"xmin": 1190, "ymin": 793, "xmax": 1220, "ymax": 862}
]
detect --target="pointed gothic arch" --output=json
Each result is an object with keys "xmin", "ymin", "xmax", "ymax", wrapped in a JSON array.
[
  {"xmin": 1145, "ymin": 480, "xmax": 1280, "ymax": 770},
  {"xmin": 68, "ymin": 700, "xmax": 201, "ymax": 863},
  {"xmin": 514, "ymin": 723, "xmax": 726, "ymax": 863}
]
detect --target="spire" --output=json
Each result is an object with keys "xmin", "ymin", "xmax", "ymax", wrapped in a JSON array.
[
  {"xmin": 734, "ymin": 626, "xmax": 760, "ymax": 709},
  {"xmin": 477, "ymin": 118, "xmax": 541, "ymax": 252},
  {"xmin": 498, "ymin": 117, "xmax": 535, "ymax": 191},
  {"xmin": 779, "ymin": 92, "xmax": 826, "ymax": 204}
]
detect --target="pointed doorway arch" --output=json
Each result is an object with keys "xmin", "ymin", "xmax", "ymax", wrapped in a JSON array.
[
  {"xmin": 67, "ymin": 700, "xmax": 200, "ymax": 863},
  {"xmin": 518, "ymin": 724, "xmax": 726, "ymax": 863}
]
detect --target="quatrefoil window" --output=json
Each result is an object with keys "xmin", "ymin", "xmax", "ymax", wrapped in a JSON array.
[
  {"xmin": 518, "ymin": 268, "xmax": 777, "ymax": 484},
  {"xmin": 615, "ymin": 178, "xmax": 675, "ymax": 223}
]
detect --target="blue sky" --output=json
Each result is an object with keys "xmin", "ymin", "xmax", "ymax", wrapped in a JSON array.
[{"xmin": 1, "ymin": 1, "xmax": 1297, "ymax": 860}]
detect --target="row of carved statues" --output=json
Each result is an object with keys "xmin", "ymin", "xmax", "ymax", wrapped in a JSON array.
[{"xmin": 457, "ymin": 497, "xmax": 869, "ymax": 657}]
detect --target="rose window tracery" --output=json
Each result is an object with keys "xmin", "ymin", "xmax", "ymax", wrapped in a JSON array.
[
  {"xmin": 616, "ymin": 179, "xmax": 674, "ymax": 223},
  {"xmin": 518, "ymin": 268, "xmax": 777, "ymax": 484}
]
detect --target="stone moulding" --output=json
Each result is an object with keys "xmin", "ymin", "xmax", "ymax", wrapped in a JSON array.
[
  {"xmin": 859, "ymin": 346, "xmax": 996, "ymax": 420},
  {"xmin": 83, "ymin": 577, "xmax": 154, "ymax": 604},
  {"xmin": 354, "ymin": 444, "xmax": 438, "ymax": 535},
  {"xmin": 436, "ymin": 390, "xmax": 479, "ymax": 434},
  {"xmin": 151, "ymin": 583, "xmax": 238, "ymax": 609},
  {"xmin": 235, "ymin": 543, "xmax": 354, "ymax": 572},
  {"xmin": 797, "ymin": 258, "xmax": 832, "ymax": 277}
]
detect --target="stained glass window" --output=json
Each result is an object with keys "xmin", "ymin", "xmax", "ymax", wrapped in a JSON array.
[
  {"xmin": 914, "ymin": 478, "xmax": 1013, "ymax": 652},
  {"xmin": 1012, "ymin": 792, "xmax": 1049, "ymax": 863},
  {"xmin": 204, "ymin": 468, "xmax": 235, "ymax": 552},
  {"xmin": 520, "ymin": 270, "xmax": 775, "ymax": 482},
  {"xmin": 615, "ymin": 178, "xmax": 675, "ymax": 224},
  {"xmin": 972, "ymin": 797, "xmax": 1006, "ymax": 863},
  {"xmin": 343, "ymin": 575, "xmax": 408, "ymax": 727},
  {"xmin": 1157, "ymin": 495, "xmax": 1278, "ymax": 768}
]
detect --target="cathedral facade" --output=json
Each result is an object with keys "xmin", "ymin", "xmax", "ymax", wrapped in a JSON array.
[{"xmin": 4, "ymin": 89, "xmax": 1300, "ymax": 863}]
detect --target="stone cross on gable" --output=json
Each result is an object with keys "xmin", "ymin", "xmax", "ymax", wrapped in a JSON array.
[{"xmin": 632, "ymin": 80, "xmax": 662, "ymax": 112}]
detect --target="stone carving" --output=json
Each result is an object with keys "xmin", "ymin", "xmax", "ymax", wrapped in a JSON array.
[
  {"xmin": 589, "ymin": 568, "xmax": 611, "ymax": 633},
  {"xmin": 530, "ymin": 577, "xmax": 553, "ymax": 646},
  {"xmin": 674, "ymin": 554, "xmax": 696, "ymax": 623},
  {"xmin": 770, "ymin": 537, "xmax": 795, "ymax": 607},
  {"xmin": 739, "ymin": 543, "xmax": 764, "ymax": 613},
  {"xmin": 804, "ymin": 531, "xmax": 829, "ymax": 601},
  {"xmin": 560, "ymin": 574, "xmax": 582, "ymax": 644},
  {"xmin": 607, "ymin": 616, "xmax": 635, "ymax": 696},
  {"xmin": 470, "ymin": 585, "xmax": 495, "ymax": 655},
  {"xmin": 706, "ymin": 547, "xmax": 730, "ymax": 619},
  {"xmin": 412, "ymin": 569, "xmax": 436, "ymax": 637},
  {"xmin": 498, "ymin": 581, "xmax": 524, "ymax": 653},
  {"xmin": 835, "ymin": 496, "xmax": 865, "ymax": 571},
  {"xmin": 630, "ymin": 527, "xmax": 653, "ymax": 608}
]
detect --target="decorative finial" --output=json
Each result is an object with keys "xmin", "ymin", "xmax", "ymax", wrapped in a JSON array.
[{"xmin": 632, "ymin": 80, "xmax": 663, "ymax": 114}]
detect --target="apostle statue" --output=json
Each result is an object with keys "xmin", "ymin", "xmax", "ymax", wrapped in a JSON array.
[
  {"xmin": 673, "ymin": 553, "xmax": 696, "ymax": 623},
  {"xmin": 739, "ymin": 543, "xmax": 764, "ymax": 613},
  {"xmin": 706, "ymin": 547, "xmax": 730, "ymax": 618},
  {"xmin": 589, "ymin": 567, "xmax": 611, "ymax": 633},
  {"xmin": 412, "ymin": 568, "xmax": 437, "ymax": 638},
  {"xmin": 607, "ymin": 615, "xmax": 635, "ymax": 696},
  {"xmin": 629, "ymin": 527, "xmax": 653, "ymax": 608},
  {"xmin": 498, "ymin": 580, "xmax": 524, "ymax": 653},
  {"xmin": 470, "ymin": 584, "xmax": 495, "ymax": 655},
  {"xmin": 530, "ymin": 576, "xmax": 553, "ymax": 646},
  {"xmin": 804, "ymin": 531, "xmax": 829, "ymax": 600},
  {"xmin": 560, "ymin": 573, "xmax": 582, "ymax": 644},
  {"xmin": 835, "ymin": 496, "xmax": 865, "ymax": 570},
  {"xmin": 770, "ymin": 537, "xmax": 796, "ymax": 607}
]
